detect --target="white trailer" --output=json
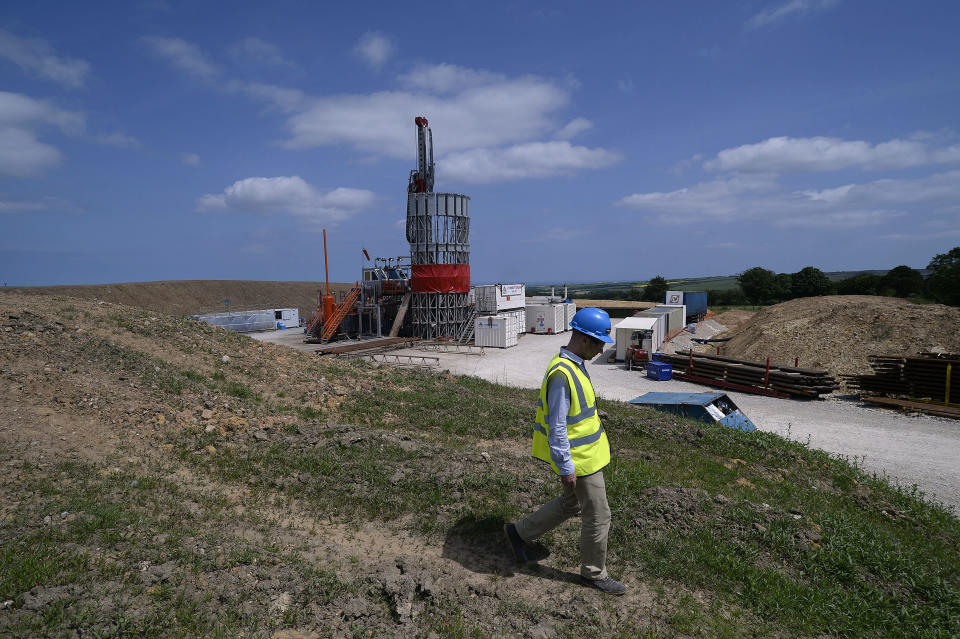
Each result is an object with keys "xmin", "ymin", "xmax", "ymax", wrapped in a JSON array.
[
  {"xmin": 614, "ymin": 316, "xmax": 664, "ymax": 361},
  {"xmin": 473, "ymin": 284, "xmax": 525, "ymax": 314}
]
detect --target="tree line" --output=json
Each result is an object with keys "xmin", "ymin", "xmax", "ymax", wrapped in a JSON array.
[
  {"xmin": 735, "ymin": 246, "xmax": 960, "ymax": 306},
  {"xmin": 594, "ymin": 246, "xmax": 960, "ymax": 308}
]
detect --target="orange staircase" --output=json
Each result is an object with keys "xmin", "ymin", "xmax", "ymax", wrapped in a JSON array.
[{"xmin": 320, "ymin": 285, "xmax": 361, "ymax": 342}]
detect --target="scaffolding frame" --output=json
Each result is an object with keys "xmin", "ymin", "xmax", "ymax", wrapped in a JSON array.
[{"xmin": 407, "ymin": 192, "xmax": 471, "ymax": 339}]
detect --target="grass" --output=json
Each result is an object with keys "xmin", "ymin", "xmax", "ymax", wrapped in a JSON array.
[
  {"xmin": 0, "ymin": 458, "xmax": 358, "ymax": 637},
  {"xmin": 155, "ymin": 364, "xmax": 960, "ymax": 637},
  {"xmin": 5, "ymin": 296, "xmax": 959, "ymax": 637}
]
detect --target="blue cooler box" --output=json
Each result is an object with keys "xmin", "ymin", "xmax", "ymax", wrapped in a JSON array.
[
  {"xmin": 651, "ymin": 352, "xmax": 664, "ymax": 362},
  {"xmin": 646, "ymin": 361, "xmax": 673, "ymax": 381}
]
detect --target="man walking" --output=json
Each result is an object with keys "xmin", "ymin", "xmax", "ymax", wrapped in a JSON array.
[{"xmin": 505, "ymin": 307, "xmax": 626, "ymax": 595}]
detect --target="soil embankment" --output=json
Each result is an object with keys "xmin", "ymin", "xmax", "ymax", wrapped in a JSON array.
[
  {"xmin": 719, "ymin": 295, "xmax": 960, "ymax": 377},
  {"xmin": 1, "ymin": 280, "xmax": 355, "ymax": 318}
]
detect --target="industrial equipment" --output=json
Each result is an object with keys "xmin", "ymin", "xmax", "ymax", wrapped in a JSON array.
[
  {"xmin": 305, "ymin": 229, "xmax": 361, "ymax": 343},
  {"xmin": 665, "ymin": 291, "xmax": 708, "ymax": 322},
  {"xmin": 625, "ymin": 330, "xmax": 651, "ymax": 371},
  {"xmin": 629, "ymin": 392, "xmax": 756, "ymax": 432},
  {"xmin": 406, "ymin": 116, "xmax": 473, "ymax": 340},
  {"xmin": 307, "ymin": 117, "xmax": 473, "ymax": 345}
]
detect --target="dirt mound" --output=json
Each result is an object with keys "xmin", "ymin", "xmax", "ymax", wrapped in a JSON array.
[
  {"xmin": 719, "ymin": 295, "xmax": 960, "ymax": 378},
  {"xmin": 1, "ymin": 279, "xmax": 355, "ymax": 318},
  {"xmin": 712, "ymin": 309, "xmax": 756, "ymax": 329}
]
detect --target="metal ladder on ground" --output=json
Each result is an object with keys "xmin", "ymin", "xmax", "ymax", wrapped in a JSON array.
[
  {"xmin": 320, "ymin": 285, "xmax": 361, "ymax": 342},
  {"xmin": 456, "ymin": 305, "xmax": 479, "ymax": 344}
]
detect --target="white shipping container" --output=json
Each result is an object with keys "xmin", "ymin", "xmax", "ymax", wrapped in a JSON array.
[
  {"xmin": 474, "ymin": 283, "xmax": 526, "ymax": 314},
  {"xmin": 662, "ymin": 304, "xmax": 687, "ymax": 327},
  {"xmin": 614, "ymin": 316, "xmax": 664, "ymax": 361},
  {"xmin": 526, "ymin": 304, "xmax": 566, "ymax": 334},
  {"xmin": 474, "ymin": 315, "xmax": 518, "ymax": 348},
  {"xmin": 501, "ymin": 308, "xmax": 526, "ymax": 336},
  {"xmin": 565, "ymin": 302, "xmax": 577, "ymax": 325}
]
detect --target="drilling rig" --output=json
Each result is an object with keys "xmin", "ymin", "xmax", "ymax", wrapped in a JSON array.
[
  {"xmin": 305, "ymin": 116, "xmax": 472, "ymax": 343},
  {"xmin": 405, "ymin": 116, "xmax": 472, "ymax": 339}
]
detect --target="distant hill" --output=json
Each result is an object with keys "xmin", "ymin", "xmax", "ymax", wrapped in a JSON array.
[
  {"xmin": 528, "ymin": 269, "xmax": 928, "ymax": 297},
  {"xmin": 0, "ymin": 280, "xmax": 356, "ymax": 318}
]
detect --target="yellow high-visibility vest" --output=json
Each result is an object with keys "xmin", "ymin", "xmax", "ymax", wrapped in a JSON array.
[{"xmin": 532, "ymin": 353, "xmax": 610, "ymax": 476}]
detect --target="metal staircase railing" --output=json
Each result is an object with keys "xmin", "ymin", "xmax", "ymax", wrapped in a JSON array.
[
  {"xmin": 320, "ymin": 285, "xmax": 361, "ymax": 342},
  {"xmin": 456, "ymin": 305, "xmax": 479, "ymax": 344}
]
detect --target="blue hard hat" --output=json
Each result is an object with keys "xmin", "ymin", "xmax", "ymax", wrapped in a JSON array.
[{"xmin": 570, "ymin": 307, "xmax": 614, "ymax": 343}]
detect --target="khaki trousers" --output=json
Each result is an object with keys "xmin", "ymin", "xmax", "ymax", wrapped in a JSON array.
[{"xmin": 515, "ymin": 469, "xmax": 610, "ymax": 580}]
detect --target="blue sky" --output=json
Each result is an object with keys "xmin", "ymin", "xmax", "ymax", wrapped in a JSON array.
[{"xmin": 2, "ymin": 1, "xmax": 958, "ymax": 286}]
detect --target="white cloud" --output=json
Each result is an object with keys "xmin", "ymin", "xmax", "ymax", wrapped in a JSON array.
[
  {"xmin": 232, "ymin": 62, "xmax": 612, "ymax": 183},
  {"xmin": 617, "ymin": 79, "xmax": 634, "ymax": 93},
  {"xmin": 704, "ymin": 135, "xmax": 960, "ymax": 173},
  {"xmin": 0, "ymin": 91, "xmax": 84, "ymax": 134},
  {"xmin": 181, "ymin": 153, "xmax": 200, "ymax": 165},
  {"xmin": 232, "ymin": 82, "xmax": 306, "ymax": 112},
  {"xmin": 442, "ymin": 141, "xmax": 620, "ymax": 183},
  {"xmin": 555, "ymin": 117, "xmax": 592, "ymax": 140},
  {"xmin": 397, "ymin": 63, "xmax": 503, "ymax": 93},
  {"xmin": 0, "ymin": 29, "xmax": 90, "ymax": 88},
  {"xmin": 229, "ymin": 37, "xmax": 293, "ymax": 67},
  {"xmin": 0, "ymin": 193, "xmax": 78, "ymax": 214},
  {"xmin": 142, "ymin": 36, "xmax": 218, "ymax": 78},
  {"xmin": 0, "ymin": 92, "xmax": 85, "ymax": 176},
  {"xmin": 353, "ymin": 32, "xmax": 393, "ymax": 70},
  {"xmin": 746, "ymin": 0, "xmax": 840, "ymax": 29},
  {"xmin": 197, "ymin": 176, "xmax": 375, "ymax": 223},
  {"xmin": 280, "ymin": 74, "xmax": 570, "ymax": 157},
  {"xmin": 616, "ymin": 169, "xmax": 960, "ymax": 228},
  {"xmin": 0, "ymin": 128, "xmax": 60, "ymax": 176}
]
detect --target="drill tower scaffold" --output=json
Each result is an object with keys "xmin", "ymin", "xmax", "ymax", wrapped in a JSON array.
[{"xmin": 406, "ymin": 117, "xmax": 472, "ymax": 339}]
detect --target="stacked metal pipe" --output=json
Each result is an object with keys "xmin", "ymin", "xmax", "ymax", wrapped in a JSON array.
[
  {"xmin": 843, "ymin": 353, "xmax": 958, "ymax": 403},
  {"xmin": 657, "ymin": 351, "xmax": 839, "ymax": 398}
]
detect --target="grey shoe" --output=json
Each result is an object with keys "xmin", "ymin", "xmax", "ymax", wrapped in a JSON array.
[
  {"xmin": 503, "ymin": 523, "xmax": 528, "ymax": 563},
  {"xmin": 580, "ymin": 576, "xmax": 626, "ymax": 595}
]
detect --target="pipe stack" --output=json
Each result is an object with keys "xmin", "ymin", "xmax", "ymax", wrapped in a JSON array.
[
  {"xmin": 843, "ymin": 353, "xmax": 958, "ymax": 404},
  {"xmin": 657, "ymin": 351, "xmax": 839, "ymax": 398}
]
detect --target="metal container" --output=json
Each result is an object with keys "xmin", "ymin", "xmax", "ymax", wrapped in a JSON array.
[
  {"xmin": 666, "ymin": 291, "xmax": 707, "ymax": 322},
  {"xmin": 646, "ymin": 361, "xmax": 673, "ymax": 381},
  {"xmin": 526, "ymin": 304, "xmax": 565, "ymax": 334},
  {"xmin": 614, "ymin": 316, "xmax": 663, "ymax": 360},
  {"xmin": 639, "ymin": 306, "xmax": 683, "ymax": 333},
  {"xmin": 502, "ymin": 308, "xmax": 526, "ymax": 335},
  {"xmin": 662, "ymin": 304, "xmax": 687, "ymax": 327},
  {"xmin": 192, "ymin": 308, "xmax": 297, "ymax": 333},
  {"xmin": 474, "ymin": 283, "xmax": 525, "ymax": 314},
  {"xmin": 682, "ymin": 292, "xmax": 708, "ymax": 321},
  {"xmin": 629, "ymin": 392, "xmax": 756, "ymax": 432},
  {"xmin": 474, "ymin": 314, "xmax": 518, "ymax": 348},
  {"xmin": 564, "ymin": 302, "xmax": 577, "ymax": 325}
]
